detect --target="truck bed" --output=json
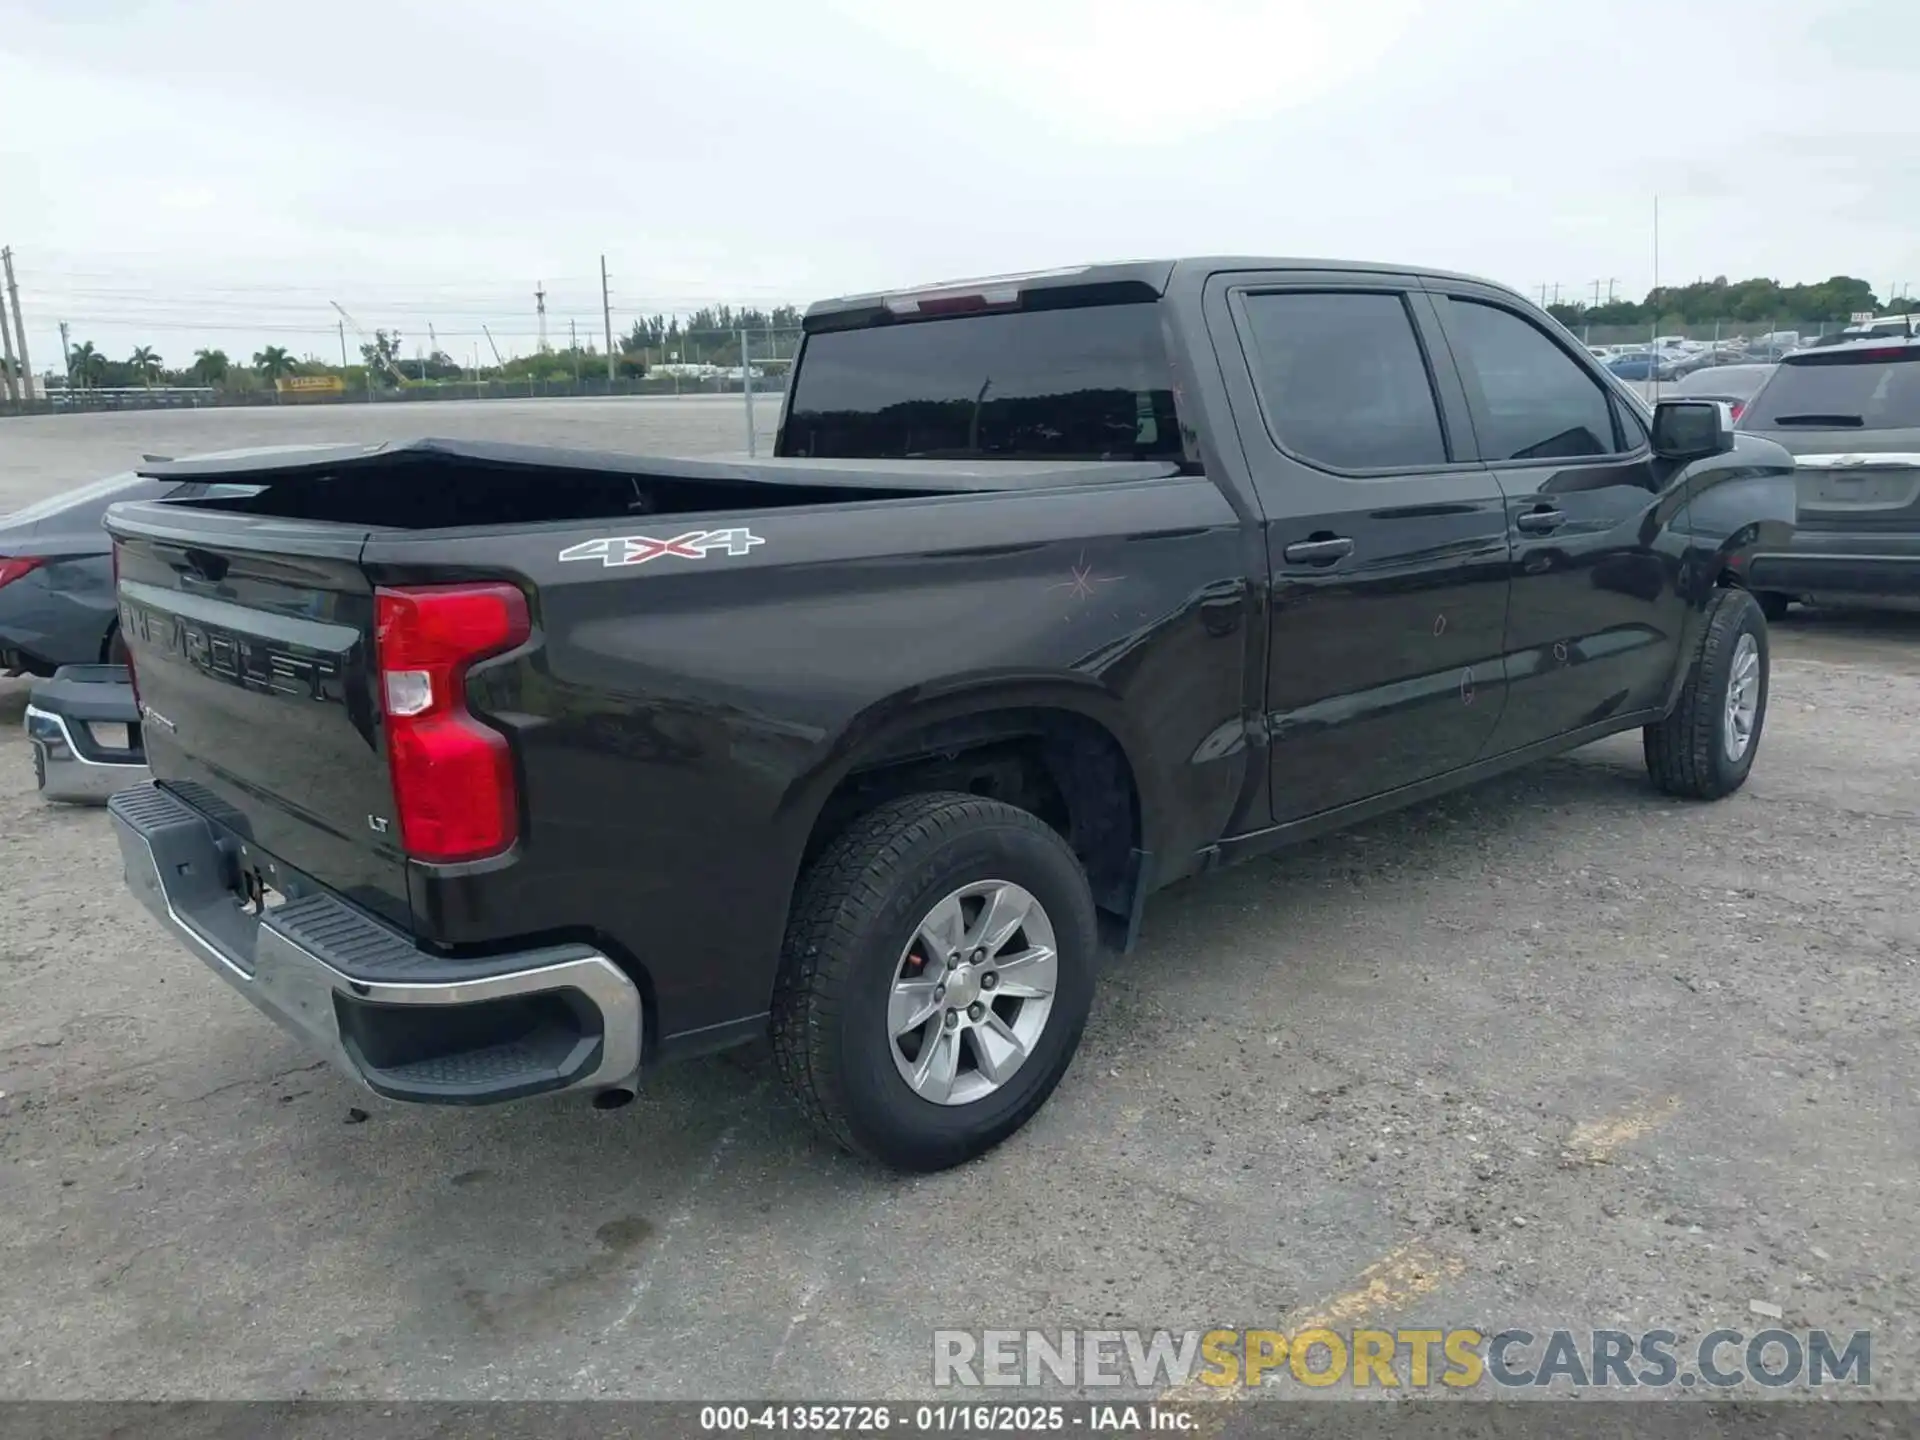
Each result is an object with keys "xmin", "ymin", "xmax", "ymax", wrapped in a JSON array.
[{"xmin": 137, "ymin": 438, "xmax": 1182, "ymax": 531}]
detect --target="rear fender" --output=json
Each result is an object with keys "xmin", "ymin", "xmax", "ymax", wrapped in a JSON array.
[
  {"xmin": 777, "ymin": 673, "xmax": 1172, "ymax": 894},
  {"xmin": 1661, "ymin": 436, "xmax": 1797, "ymax": 710}
]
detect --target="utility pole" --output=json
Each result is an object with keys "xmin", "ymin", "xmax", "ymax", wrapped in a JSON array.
[
  {"xmin": 601, "ymin": 254, "xmax": 615, "ymax": 382},
  {"xmin": 1650, "ymin": 195, "xmax": 1662, "ymax": 400},
  {"xmin": 59, "ymin": 320, "xmax": 71, "ymax": 390},
  {"xmin": 570, "ymin": 318, "xmax": 581, "ymax": 382},
  {"xmin": 3, "ymin": 248, "xmax": 35, "ymax": 401},
  {"xmin": 0, "ymin": 283, "xmax": 18, "ymax": 404},
  {"xmin": 535, "ymin": 280, "xmax": 550, "ymax": 354},
  {"xmin": 740, "ymin": 329, "xmax": 756, "ymax": 457},
  {"xmin": 338, "ymin": 319, "xmax": 349, "ymax": 369}
]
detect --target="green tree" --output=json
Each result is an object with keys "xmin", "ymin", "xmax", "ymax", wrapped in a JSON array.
[
  {"xmin": 1546, "ymin": 273, "xmax": 1888, "ymax": 333},
  {"xmin": 128, "ymin": 345, "xmax": 163, "ymax": 388},
  {"xmin": 358, "ymin": 330, "xmax": 405, "ymax": 387},
  {"xmin": 191, "ymin": 348, "xmax": 231, "ymax": 385},
  {"xmin": 252, "ymin": 345, "xmax": 297, "ymax": 383},
  {"xmin": 68, "ymin": 341, "xmax": 107, "ymax": 388}
]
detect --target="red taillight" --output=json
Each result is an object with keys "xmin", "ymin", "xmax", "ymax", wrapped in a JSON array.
[
  {"xmin": 374, "ymin": 582, "xmax": 531, "ymax": 863},
  {"xmin": 0, "ymin": 556, "xmax": 44, "ymax": 588},
  {"xmin": 1729, "ymin": 401, "xmax": 1745, "ymax": 422}
]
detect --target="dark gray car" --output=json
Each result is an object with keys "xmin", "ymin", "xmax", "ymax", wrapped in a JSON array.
[
  {"xmin": 0, "ymin": 473, "xmax": 159, "ymax": 674},
  {"xmin": 1, "ymin": 455, "xmax": 286, "ymax": 674},
  {"xmin": 1738, "ymin": 336, "xmax": 1920, "ymax": 616},
  {"xmin": 1671, "ymin": 362, "xmax": 1776, "ymax": 422}
]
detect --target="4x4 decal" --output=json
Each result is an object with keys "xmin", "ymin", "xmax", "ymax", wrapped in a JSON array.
[{"xmin": 557, "ymin": 528, "xmax": 765, "ymax": 568}]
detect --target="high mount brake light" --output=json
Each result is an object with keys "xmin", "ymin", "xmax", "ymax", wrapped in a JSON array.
[
  {"xmin": 879, "ymin": 265, "xmax": 1091, "ymax": 317},
  {"xmin": 884, "ymin": 286, "xmax": 1021, "ymax": 317},
  {"xmin": 374, "ymin": 582, "xmax": 530, "ymax": 863}
]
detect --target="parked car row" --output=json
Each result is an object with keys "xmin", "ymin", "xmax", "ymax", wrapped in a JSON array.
[
  {"xmin": 1601, "ymin": 340, "xmax": 1777, "ymax": 382},
  {"xmin": 1590, "ymin": 317, "xmax": 1918, "ymax": 385}
]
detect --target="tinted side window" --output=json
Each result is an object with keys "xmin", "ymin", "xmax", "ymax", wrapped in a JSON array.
[
  {"xmin": 1237, "ymin": 291, "xmax": 1448, "ymax": 470},
  {"xmin": 1614, "ymin": 397, "xmax": 1650, "ymax": 450},
  {"xmin": 1445, "ymin": 300, "xmax": 1618, "ymax": 460}
]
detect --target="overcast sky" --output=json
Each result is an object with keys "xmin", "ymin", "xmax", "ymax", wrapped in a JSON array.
[{"xmin": 2, "ymin": 0, "xmax": 1915, "ymax": 370}]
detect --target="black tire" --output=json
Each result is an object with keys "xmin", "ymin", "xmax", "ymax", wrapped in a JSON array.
[
  {"xmin": 1755, "ymin": 591, "xmax": 1792, "ymax": 623},
  {"xmin": 1644, "ymin": 587, "xmax": 1769, "ymax": 800},
  {"xmin": 770, "ymin": 792, "xmax": 1098, "ymax": 1172},
  {"xmin": 105, "ymin": 626, "xmax": 128, "ymax": 666}
]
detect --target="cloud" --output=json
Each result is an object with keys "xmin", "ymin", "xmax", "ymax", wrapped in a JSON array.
[{"xmin": 0, "ymin": 0, "xmax": 1915, "ymax": 365}]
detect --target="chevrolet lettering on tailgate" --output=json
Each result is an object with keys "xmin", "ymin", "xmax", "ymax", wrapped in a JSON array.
[{"xmin": 120, "ymin": 599, "xmax": 341, "ymax": 702}]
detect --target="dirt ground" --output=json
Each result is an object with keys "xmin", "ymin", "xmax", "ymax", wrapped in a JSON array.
[{"xmin": 1, "ymin": 403, "xmax": 1915, "ymax": 1402}]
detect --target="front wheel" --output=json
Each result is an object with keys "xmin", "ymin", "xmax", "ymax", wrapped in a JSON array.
[
  {"xmin": 1644, "ymin": 587, "xmax": 1769, "ymax": 800},
  {"xmin": 771, "ymin": 792, "xmax": 1098, "ymax": 1172}
]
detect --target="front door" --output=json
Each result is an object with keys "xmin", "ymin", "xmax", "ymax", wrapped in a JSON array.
[
  {"xmin": 1425, "ymin": 289, "xmax": 1688, "ymax": 751},
  {"xmin": 1209, "ymin": 278, "xmax": 1514, "ymax": 824}
]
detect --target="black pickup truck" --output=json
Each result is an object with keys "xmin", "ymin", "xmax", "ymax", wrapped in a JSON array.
[{"xmin": 104, "ymin": 258, "xmax": 1797, "ymax": 1171}]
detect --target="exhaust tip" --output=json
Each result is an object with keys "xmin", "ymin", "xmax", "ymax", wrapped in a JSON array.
[{"xmin": 592, "ymin": 1087, "xmax": 637, "ymax": 1111}]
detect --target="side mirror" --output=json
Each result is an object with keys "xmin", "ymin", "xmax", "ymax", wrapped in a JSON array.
[{"xmin": 1651, "ymin": 399, "xmax": 1734, "ymax": 460}]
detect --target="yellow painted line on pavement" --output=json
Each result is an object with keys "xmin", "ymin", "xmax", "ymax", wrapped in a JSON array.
[
  {"xmin": 1159, "ymin": 1094, "xmax": 1678, "ymax": 1427},
  {"xmin": 1562, "ymin": 1094, "xmax": 1681, "ymax": 1166},
  {"xmin": 1290, "ymin": 1242, "xmax": 1467, "ymax": 1331},
  {"xmin": 1160, "ymin": 1241, "xmax": 1466, "ymax": 1410}
]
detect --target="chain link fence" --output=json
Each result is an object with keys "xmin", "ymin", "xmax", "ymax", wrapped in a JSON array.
[{"xmin": 0, "ymin": 326, "xmax": 805, "ymax": 429}]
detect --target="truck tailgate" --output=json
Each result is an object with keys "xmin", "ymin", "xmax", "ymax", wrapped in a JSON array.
[{"xmin": 106, "ymin": 509, "xmax": 409, "ymax": 926}]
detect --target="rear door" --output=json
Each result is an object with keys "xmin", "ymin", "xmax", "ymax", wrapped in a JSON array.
[
  {"xmin": 108, "ymin": 507, "xmax": 406, "ymax": 926},
  {"xmin": 1424, "ymin": 285, "xmax": 1685, "ymax": 752},
  {"xmin": 1206, "ymin": 272, "xmax": 1512, "ymax": 823}
]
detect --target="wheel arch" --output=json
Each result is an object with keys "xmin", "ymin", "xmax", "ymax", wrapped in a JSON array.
[{"xmin": 778, "ymin": 676, "xmax": 1165, "ymax": 927}]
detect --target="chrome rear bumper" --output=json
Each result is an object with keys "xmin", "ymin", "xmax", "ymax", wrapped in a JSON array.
[{"xmin": 109, "ymin": 783, "xmax": 644, "ymax": 1105}]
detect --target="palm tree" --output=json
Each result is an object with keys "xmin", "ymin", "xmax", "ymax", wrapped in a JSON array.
[
  {"xmin": 67, "ymin": 341, "xmax": 106, "ymax": 389},
  {"xmin": 129, "ymin": 345, "xmax": 163, "ymax": 389},
  {"xmin": 191, "ymin": 348, "xmax": 230, "ymax": 385},
  {"xmin": 252, "ymin": 345, "xmax": 296, "ymax": 384}
]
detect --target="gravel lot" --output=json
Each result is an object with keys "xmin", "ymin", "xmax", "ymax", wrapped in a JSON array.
[{"xmin": 1, "ymin": 402, "xmax": 1916, "ymax": 1402}]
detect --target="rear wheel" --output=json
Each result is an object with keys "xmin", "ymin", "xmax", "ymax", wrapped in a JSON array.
[
  {"xmin": 1644, "ymin": 587, "xmax": 1769, "ymax": 800},
  {"xmin": 771, "ymin": 792, "xmax": 1097, "ymax": 1172},
  {"xmin": 105, "ymin": 626, "xmax": 128, "ymax": 666}
]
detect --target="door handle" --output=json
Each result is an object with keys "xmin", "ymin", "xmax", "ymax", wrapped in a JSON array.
[
  {"xmin": 1282, "ymin": 536, "xmax": 1355, "ymax": 566},
  {"xmin": 1515, "ymin": 507, "xmax": 1566, "ymax": 534}
]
